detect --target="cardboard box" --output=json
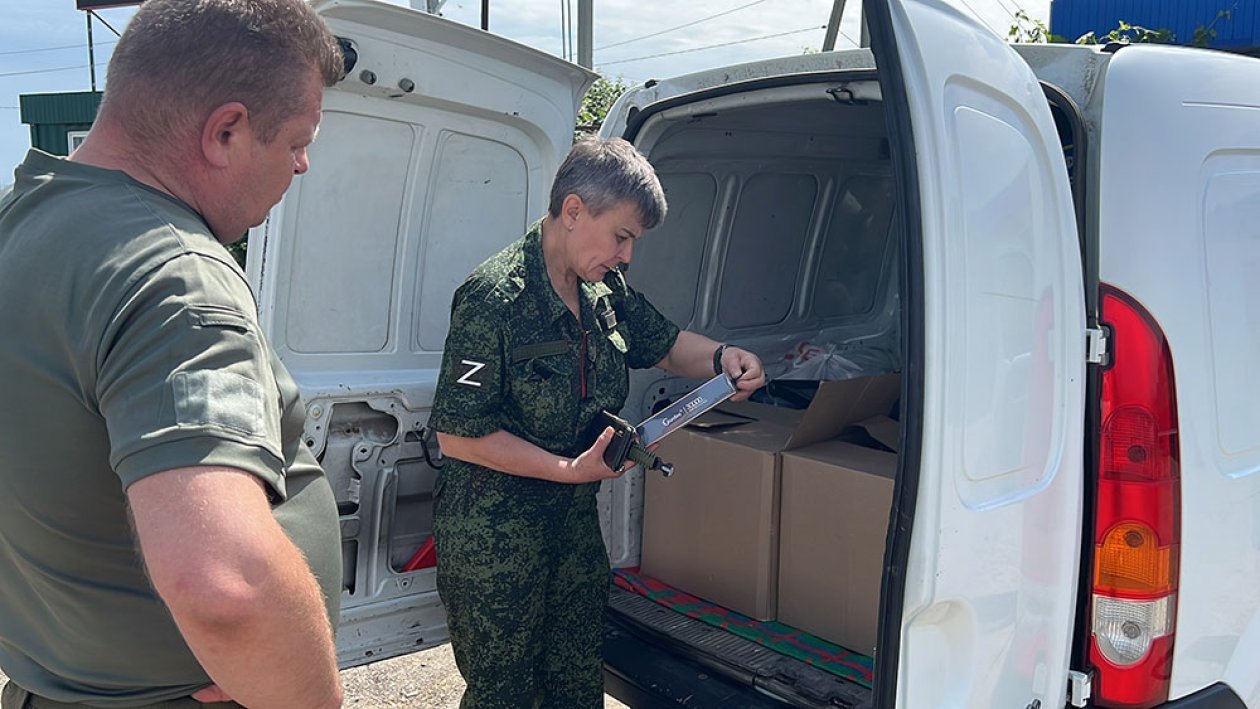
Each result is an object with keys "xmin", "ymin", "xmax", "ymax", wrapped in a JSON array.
[
  {"xmin": 640, "ymin": 374, "xmax": 900, "ymax": 621},
  {"xmin": 778, "ymin": 439, "xmax": 897, "ymax": 655}
]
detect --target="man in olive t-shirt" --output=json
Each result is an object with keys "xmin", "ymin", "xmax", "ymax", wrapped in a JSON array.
[{"xmin": 0, "ymin": 2, "xmax": 347, "ymax": 708}]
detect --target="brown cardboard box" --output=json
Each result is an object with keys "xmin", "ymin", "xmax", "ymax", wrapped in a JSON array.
[
  {"xmin": 778, "ymin": 429, "xmax": 899, "ymax": 655},
  {"xmin": 640, "ymin": 374, "xmax": 900, "ymax": 620}
]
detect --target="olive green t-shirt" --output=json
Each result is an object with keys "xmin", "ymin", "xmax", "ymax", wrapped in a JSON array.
[{"xmin": 0, "ymin": 151, "xmax": 341, "ymax": 706}]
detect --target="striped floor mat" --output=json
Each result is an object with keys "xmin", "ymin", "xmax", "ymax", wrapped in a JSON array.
[{"xmin": 612, "ymin": 567, "xmax": 874, "ymax": 687}]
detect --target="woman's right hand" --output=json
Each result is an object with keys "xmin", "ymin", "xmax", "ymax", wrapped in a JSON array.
[{"xmin": 568, "ymin": 426, "xmax": 624, "ymax": 482}]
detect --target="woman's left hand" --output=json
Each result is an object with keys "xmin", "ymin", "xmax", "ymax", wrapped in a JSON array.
[{"xmin": 720, "ymin": 346, "xmax": 765, "ymax": 401}]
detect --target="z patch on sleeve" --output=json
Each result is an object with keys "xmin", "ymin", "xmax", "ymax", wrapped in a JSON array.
[
  {"xmin": 172, "ymin": 369, "xmax": 267, "ymax": 437},
  {"xmin": 455, "ymin": 359, "xmax": 490, "ymax": 388}
]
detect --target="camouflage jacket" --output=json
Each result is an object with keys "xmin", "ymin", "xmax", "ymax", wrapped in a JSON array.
[{"xmin": 429, "ymin": 222, "xmax": 680, "ymax": 460}]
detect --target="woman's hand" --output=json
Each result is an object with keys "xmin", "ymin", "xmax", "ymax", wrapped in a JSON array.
[
  {"xmin": 567, "ymin": 426, "xmax": 625, "ymax": 482},
  {"xmin": 721, "ymin": 346, "xmax": 766, "ymax": 401}
]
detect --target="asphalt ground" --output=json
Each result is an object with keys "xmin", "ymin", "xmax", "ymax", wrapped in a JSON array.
[{"xmin": 0, "ymin": 646, "xmax": 632, "ymax": 708}]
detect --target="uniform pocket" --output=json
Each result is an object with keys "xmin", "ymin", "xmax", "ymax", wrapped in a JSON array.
[{"xmin": 507, "ymin": 351, "xmax": 576, "ymax": 441}]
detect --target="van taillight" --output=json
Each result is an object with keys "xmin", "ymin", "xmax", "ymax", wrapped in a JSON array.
[{"xmin": 1090, "ymin": 286, "xmax": 1180, "ymax": 708}]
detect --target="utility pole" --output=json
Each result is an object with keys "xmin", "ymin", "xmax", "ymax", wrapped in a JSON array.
[
  {"xmin": 86, "ymin": 12, "xmax": 97, "ymax": 92},
  {"xmin": 577, "ymin": 0, "xmax": 593, "ymax": 69},
  {"xmin": 481, "ymin": 0, "xmax": 489, "ymax": 30},
  {"xmin": 822, "ymin": 0, "xmax": 847, "ymax": 51}
]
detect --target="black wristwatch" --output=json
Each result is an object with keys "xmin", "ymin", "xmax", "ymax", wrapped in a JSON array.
[{"xmin": 712, "ymin": 344, "xmax": 730, "ymax": 376}]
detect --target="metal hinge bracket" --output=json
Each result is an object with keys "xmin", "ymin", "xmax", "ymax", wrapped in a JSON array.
[
  {"xmin": 1086, "ymin": 326, "xmax": 1109, "ymax": 365},
  {"xmin": 1067, "ymin": 669, "xmax": 1093, "ymax": 708}
]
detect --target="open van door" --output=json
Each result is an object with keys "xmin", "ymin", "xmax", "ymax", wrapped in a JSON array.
[
  {"xmin": 865, "ymin": 1, "xmax": 1087, "ymax": 706},
  {"xmin": 245, "ymin": 0, "xmax": 595, "ymax": 667}
]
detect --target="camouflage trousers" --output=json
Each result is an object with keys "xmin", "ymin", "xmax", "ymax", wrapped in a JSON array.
[{"xmin": 434, "ymin": 462, "xmax": 609, "ymax": 709}]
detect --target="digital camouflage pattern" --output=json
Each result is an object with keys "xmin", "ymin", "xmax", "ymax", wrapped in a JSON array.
[{"xmin": 430, "ymin": 223, "xmax": 679, "ymax": 708}]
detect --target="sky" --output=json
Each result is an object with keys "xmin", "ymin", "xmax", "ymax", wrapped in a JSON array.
[{"xmin": 0, "ymin": 0, "xmax": 1049, "ymax": 185}]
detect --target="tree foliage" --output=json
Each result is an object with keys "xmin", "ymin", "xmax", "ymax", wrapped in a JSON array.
[
  {"xmin": 1008, "ymin": 5, "xmax": 1235, "ymax": 48},
  {"xmin": 575, "ymin": 76, "xmax": 631, "ymax": 142}
]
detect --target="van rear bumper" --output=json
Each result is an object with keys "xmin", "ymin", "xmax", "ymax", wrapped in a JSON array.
[
  {"xmin": 602, "ymin": 616, "xmax": 790, "ymax": 708},
  {"xmin": 1156, "ymin": 683, "xmax": 1246, "ymax": 709}
]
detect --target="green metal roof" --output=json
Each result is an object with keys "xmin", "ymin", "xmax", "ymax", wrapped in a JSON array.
[{"xmin": 19, "ymin": 91, "xmax": 103, "ymax": 127}]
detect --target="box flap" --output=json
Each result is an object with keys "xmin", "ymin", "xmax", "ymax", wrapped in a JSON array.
[
  {"xmin": 660, "ymin": 399, "xmax": 801, "ymax": 455},
  {"xmin": 849, "ymin": 415, "xmax": 901, "ymax": 452},
  {"xmin": 688, "ymin": 409, "xmax": 757, "ymax": 430},
  {"xmin": 785, "ymin": 373, "xmax": 900, "ymax": 450}
]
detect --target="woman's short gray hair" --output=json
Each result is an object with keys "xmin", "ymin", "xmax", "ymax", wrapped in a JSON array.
[{"xmin": 548, "ymin": 138, "xmax": 667, "ymax": 229}]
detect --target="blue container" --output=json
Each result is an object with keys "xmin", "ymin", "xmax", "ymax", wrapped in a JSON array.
[{"xmin": 1049, "ymin": 0, "xmax": 1258, "ymax": 51}]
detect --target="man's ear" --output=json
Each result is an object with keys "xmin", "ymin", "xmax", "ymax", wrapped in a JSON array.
[
  {"xmin": 562, "ymin": 193, "xmax": 586, "ymax": 229},
  {"xmin": 200, "ymin": 102, "xmax": 250, "ymax": 168}
]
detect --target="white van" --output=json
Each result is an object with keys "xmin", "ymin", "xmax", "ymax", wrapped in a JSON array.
[{"xmin": 253, "ymin": 0, "xmax": 1260, "ymax": 706}]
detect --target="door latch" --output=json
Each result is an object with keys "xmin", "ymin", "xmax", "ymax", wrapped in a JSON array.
[
  {"xmin": 1067, "ymin": 669, "xmax": 1092, "ymax": 708},
  {"xmin": 1086, "ymin": 326, "xmax": 1109, "ymax": 366}
]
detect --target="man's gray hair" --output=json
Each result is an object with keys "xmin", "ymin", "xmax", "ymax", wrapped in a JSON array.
[
  {"xmin": 548, "ymin": 138, "xmax": 667, "ymax": 229},
  {"xmin": 101, "ymin": 0, "xmax": 343, "ymax": 149}
]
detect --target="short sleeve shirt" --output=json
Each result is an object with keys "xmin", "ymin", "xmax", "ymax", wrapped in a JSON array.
[
  {"xmin": 429, "ymin": 223, "xmax": 680, "ymax": 459},
  {"xmin": 0, "ymin": 151, "xmax": 341, "ymax": 706}
]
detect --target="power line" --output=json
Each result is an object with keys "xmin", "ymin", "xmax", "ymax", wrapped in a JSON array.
[
  {"xmin": 0, "ymin": 40, "xmax": 117, "ymax": 56},
  {"xmin": 0, "ymin": 64, "xmax": 106, "ymax": 79},
  {"xmin": 601, "ymin": 25, "xmax": 825, "ymax": 67},
  {"xmin": 88, "ymin": 10, "xmax": 123, "ymax": 37},
  {"xmin": 596, "ymin": 0, "xmax": 772, "ymax": 52},
  {"xmin": 990, "ymin": 0, "xmax": 1020, "ymax": 23},
  {"xmin": 956, "ymin": 0, "xmax": 1001, "ymax": 34}
]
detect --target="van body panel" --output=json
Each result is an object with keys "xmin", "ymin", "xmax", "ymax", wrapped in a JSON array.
[
  {"xmin": 1095, "ymin": 45, "xmax": 1260, "ymax": 702},
  {"xmin": 871, "ymin": 0, "xmax": 1085, "ymax": 705},
  {"xmin": 247, "ymin": 0, "xmax": 594, "ymax": 666}
]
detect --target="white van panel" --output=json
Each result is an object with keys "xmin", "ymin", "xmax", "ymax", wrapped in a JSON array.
[
  {"xmin": 952, "ymin": 104, "xmax": 1062, "ymax": 499},
  {"xmin": 1201, "ymin": 166, "xmax": 1260, "ymax": 461},
  {"xmin": 878, "ymin": 0, "xmax": 1084, "ymax": 705},
  {"xmin": 1096, "ymin": 45, "xmax": 1260, "ymax": 699}
]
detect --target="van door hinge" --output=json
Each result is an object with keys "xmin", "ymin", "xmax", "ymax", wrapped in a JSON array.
[
  {"xmin": 1067, "ymin": 669, "xmax": 1092, "ymax": 708},
  {"xmin": 1086, "ymin": 327, "xmax": 1109, "ymax": 365}
]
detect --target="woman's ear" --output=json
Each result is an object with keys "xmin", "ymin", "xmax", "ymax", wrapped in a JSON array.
[{"xmin": 562, "ymin": 193, "xmax": 586, "ymax": 230}]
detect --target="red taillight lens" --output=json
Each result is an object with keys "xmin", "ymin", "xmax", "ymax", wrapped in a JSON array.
[{"xmin": 1091, "ymin": 286, "xmax": 1180, "ymax": 708}]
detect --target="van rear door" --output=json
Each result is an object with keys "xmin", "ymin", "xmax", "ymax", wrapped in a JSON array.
[
  {"xmin": 865, "ymin": 1, "xmax": 1087, "ymax": 706},
  {"xmin": 246, "ymin": 0, "xmax": 595, "ymax": 667}
]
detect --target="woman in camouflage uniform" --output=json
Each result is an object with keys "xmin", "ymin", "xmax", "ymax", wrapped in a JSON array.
[{"xmin": 428, "ymin": 138, "xmax": 765, "ymax": 708}]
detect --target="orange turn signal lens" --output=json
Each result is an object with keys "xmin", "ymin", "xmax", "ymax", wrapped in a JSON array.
[{"xmin": 1094, "ymin": 522, "xmax": 1175, "ymax": 596}]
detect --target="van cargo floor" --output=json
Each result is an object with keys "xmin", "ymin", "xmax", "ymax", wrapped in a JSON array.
[{"xmin": 607, "ymin": 570, "xmax": 872, "ymax": 708}]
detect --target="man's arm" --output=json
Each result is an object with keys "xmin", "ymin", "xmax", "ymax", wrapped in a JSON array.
[{"xmin": 127, "ymin": 466, "xmax": 342, "ymax": 709}]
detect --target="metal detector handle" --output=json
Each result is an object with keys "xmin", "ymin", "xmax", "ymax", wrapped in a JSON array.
[
  {"xmin": 627, "ymin": 445, "xmax": 674, "ymax": 477},
  {"xmin": 595, "ymin": 410, "xmax": 674, "ymax": 476}
]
